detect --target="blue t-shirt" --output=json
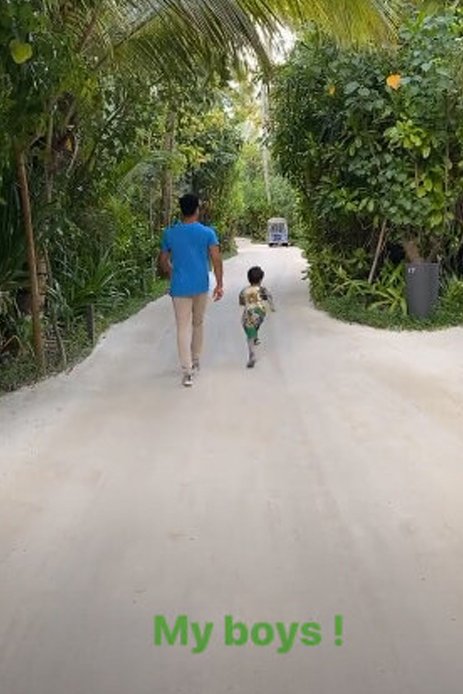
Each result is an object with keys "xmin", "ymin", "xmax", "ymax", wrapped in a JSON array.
[{"xmin": 161, "ymin": 222, "xmax": 219, "ymax": 297}]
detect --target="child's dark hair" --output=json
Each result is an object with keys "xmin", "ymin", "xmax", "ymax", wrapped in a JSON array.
[{"xmin": 248, "ymin": 266, "xmax": 264, "ymax": 285}]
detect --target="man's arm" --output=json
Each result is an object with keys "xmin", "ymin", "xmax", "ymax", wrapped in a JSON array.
[
  {"xmin": 159, "ymin": 250, "xmax": 172, "ymax": 278},
  {"xmin": 159, "ymin": 227, "xmax": 172, "ymax": 279},
  {"xmin": 209, "ymin": 245, "xmax": 224, "ymax": 301}
]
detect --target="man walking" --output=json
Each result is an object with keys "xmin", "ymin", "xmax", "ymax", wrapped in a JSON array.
[{"xmin": 159, "ymin": 194, "xmax": 224, "ymax": 387}]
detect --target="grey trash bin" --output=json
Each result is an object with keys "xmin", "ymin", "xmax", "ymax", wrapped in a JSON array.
[{"xmin": 406, "ymin": 262, "xmax": 440, "ymax": 319}]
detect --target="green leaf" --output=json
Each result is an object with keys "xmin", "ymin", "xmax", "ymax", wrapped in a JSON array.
[
  {"xmin": 429, "ymin": 212, "xmax": 443, "ymax": 228},
  {"xmin": 9, "ymin": 40, "xmax": 33, "ymax": 65},
  {"xmin": 345, "ymin": 81, "xmax": 360, "ymax": 95}
]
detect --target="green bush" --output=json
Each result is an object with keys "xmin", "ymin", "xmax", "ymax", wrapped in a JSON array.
[
  {"xmin": 273, "ymin": 12, "xmax": 463, "ymax": 261},
  {"xmin": 306, "ymin": 244, "xmax": 370, "ymax": 302},
  {"xmin": 273, "ymin": 9, "xmax": 463, "ymax": 328},
  {"xmin": 313, "ymin": 262, "xmax": 463, "ymax": 330},
  {"xmin": 223, "ymin": 142, "xmax": 300, "ymax": 241},
  {"xmin": 440, "ymin": 276, "xmax": 463, "ymax": 313}
]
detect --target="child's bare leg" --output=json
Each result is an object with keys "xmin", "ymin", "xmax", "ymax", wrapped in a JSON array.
[{"xmin": 247, "ymin": 337, "xmax": 256, "ymax": 368}]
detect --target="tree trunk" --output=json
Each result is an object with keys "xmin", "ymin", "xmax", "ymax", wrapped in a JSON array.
[
  {"xmin": 37, "ymin": 255, "xmax": 48, "ymax": 312},
  {"xmin": 16, "ymin": 149, "xmax": 46, "ymax": 373},
  {"xmin": 261, "ymin": 82, "xmax": 272, "ymax": 205},
  {"xmin": 42, "ymin": 110, "xmax": 68, "ymax": 368},
  {"xmin": 404, "ymin": 239, "xmax": 423, "ymax": 263},
  {"xmin": 45, "ymin": 249, "xmax": 67, "ymax": 368},
  {"xmin": 151, "ymin": 185, "xmax": 166, "ymax": 280},
  {"xmin": 156, "ymin": 107, "xmax": 176, "ymax": 281},
  {"xmin": 78, "ymin": 7, "xmax": 101, "ymax": 52},
  {"xmin": 161, "ymin": 108, "xmax": 177, "ymax": 229},
  {"xmin": 36, "ymin": 110, "xmax": 55, "ymax": 313},
  {"xmin": 368, "ymin": 219, "xmax": 387, "ymax": 284}
]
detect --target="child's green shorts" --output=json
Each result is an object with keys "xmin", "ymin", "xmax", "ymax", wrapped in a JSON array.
[{"xmin": 242, "ymin": 307, "xmax": 266, "ymax": 339}]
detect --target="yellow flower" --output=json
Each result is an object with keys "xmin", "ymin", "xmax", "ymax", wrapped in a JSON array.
[
  {"xmin": 328, "ymin": 84, "xmax": 336, "ymax": 96},
  {"xmin": 386, "ymin": 73, "xmax": 402, "ymax": 90}
]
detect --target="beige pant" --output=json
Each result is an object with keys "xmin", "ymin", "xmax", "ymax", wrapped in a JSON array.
[{"xmin": 172, "ymin": 293, "xmax": 209, "ymax": 372}]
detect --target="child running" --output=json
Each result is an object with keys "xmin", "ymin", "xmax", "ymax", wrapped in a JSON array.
[{"xmin": 239, "ymin": 266, "xmax": 275, "ymax": 368}]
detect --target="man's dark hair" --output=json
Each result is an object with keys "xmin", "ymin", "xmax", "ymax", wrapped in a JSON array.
[
  {"xmin": 179, "ymin": 193, "xmax": 200, "ymax": 217},
  {"xmin": 248, "ymin": 266, "xmax": 265, "ymax": 285}
]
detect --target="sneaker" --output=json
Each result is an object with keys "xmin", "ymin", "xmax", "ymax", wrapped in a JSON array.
[
  {"xmin": 182, "ymin": 372, "xmax": 193, "ymax": 387},
  {"xmin": 247, "ymin": 356, "xmax": 256, "ymax": 369},
  {"xmin": 192, "ymin": 360, "xmax": 200, "ymax": 375}
]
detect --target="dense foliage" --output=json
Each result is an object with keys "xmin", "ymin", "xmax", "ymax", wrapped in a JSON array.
[
  {"xmin": 273, "ymin": 10, "xmax": 463, "ymax": 320},
  {"xmin": 0, "ymin": 1, "xmax": 258, "ymax": 389},
  {"xmin": 223, "ymin": 142, "xmax": 300, "ymax": 241},
  {"xmin": 1, "ymin": 0, "xmax": 447, "ymax": 390}
]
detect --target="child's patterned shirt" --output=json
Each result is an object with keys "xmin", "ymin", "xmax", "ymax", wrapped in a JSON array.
[{"xmin": 239, "ymin": 285, "xmax": 275, "ymax": 339}]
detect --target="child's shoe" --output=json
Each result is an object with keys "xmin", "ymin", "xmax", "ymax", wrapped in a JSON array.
[{"xmin": 182, "ymin": 372, "xmax": 194, "ymax": 387}]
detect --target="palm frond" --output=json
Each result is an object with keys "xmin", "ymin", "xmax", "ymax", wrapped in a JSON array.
[{"xmin": 44, "ymin": 0, "xmax": 399, "ymax": 82}]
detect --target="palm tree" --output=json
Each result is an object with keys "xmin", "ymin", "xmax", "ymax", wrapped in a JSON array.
[{"xmin": 49, "ymin": 1, "xmax": 396, "ymax": 70}]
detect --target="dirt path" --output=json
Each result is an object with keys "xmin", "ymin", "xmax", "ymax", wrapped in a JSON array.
[{"xmin": 1, "ymin": 239, "xmax": 463, "ymax": 693}]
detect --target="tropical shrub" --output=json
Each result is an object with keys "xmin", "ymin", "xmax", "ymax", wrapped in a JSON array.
[
  {"xmin": 223, "ymin": 142, "xmax": 300, "ymax": 241},
  {"xmin": 440, "ymin": 276, "xmax": 463, "ymax": 313},
  {"xmin": 273, "ymin": 10, "xmax": 463, "ymax": 321},
  {"xmin": 275, "ymin": 12, "xmax": 463, "ymax": 261}
]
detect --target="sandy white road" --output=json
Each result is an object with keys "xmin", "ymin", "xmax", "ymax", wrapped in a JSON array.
[{"xmin": 1, "ymin": 239, "xmax": 463, "ymax": 693}]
